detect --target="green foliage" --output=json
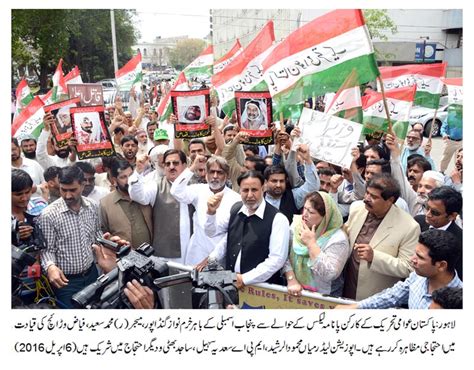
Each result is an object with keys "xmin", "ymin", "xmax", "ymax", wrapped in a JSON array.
[
  {"xmin": 12, "ymin": 9, "xmax": 138, "ymax": 89},
  {"xmin": 167, "ymin": 39, "xmax": 207, "ymax": 70},
  {"xmin": 363, "ymin": 9, "xmax": 398, "ymax": 62},
  {"xmin": 363, "ymin": 9, "xmax": 397, "ymax": 41}
]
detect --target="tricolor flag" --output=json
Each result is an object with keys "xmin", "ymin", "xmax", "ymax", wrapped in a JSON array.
[
  {"xmin": 115, "ymin": 53, "xmax": 142, "ymax": 91},
  {"xmin": 14, "ymin": 79, "xmax": 34, "ymax": 117},
  {"xmin": 52, "ymin": 58, "xmax": 68, "ymax": 102},
  {"xmin": 65, "ymin": 66, "xmax": 83, "ymax": 85},
  {"xmin": 39, "ymin": 89, "xmax": 54, "ymax": 106},
  {"xmin": 212, "ymin": 21, "xmax": 275, "ymax": 116},
  {"xmin": 443, "ymin": 78, "xmax": 463, "ymax": 131},
  {"xmin": 362, "ymin": 85, "xmax": 417, "ymax": 140},
  {"xmin": 324, "ymin": 69, "xmax": 363, "ymax": 123},
  {"xmin": 11, "ymin": 96, "xmax": 46, "ymax": 139},
  {"xmin": 443, "ymin": 77, "xmax": 463, "ymax": 106},
  {"xmin": 379, "ymin": 63, "xmax": 447, "ymax": 108},
  {"xmin": 184, "ymin": 45, "xmax": 214, "ymax": 81},
  {"xmin": 213, "ymin": 39, "xmax": 243, "ymax": 74},
  {"xmin": 262, "ymin": 9, "xmax": 379, "ymax": 120},
  {"xmin": 157, "ymin": 72, "xmax": 188, "ymax": 122}
]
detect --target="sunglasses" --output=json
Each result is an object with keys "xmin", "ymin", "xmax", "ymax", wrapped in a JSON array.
[{"xmin": 164, "ymin": 161, "xmax": 181, "ymax": 167}]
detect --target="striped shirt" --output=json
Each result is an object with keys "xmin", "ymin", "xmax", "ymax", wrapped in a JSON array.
[
  {"xmin": 39, "ymin": 197, "xmax": 100, "ymax": 275},
  {"xmin": 358, "ymin": 271, "xmax": 463, "ymax": 309}
]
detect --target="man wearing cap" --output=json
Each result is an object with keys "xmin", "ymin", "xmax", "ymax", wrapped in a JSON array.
[
  {"xmin": 20, "ymin": 134, "xmax": 38, "ymax": 161},
  {"xmin": 153, "ymin": 128, "xmax": 170, "ymax": 147}
]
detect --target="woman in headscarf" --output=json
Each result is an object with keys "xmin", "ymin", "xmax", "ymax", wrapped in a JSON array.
[{"xmin": 283, "ymin": 191, "xmax": 350, "ymax": 297}]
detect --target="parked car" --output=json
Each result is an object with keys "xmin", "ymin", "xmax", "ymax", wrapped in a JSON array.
[
  {"xmin": 103, "ymin": 89, "xmax": 130, "ymax": 111},
  {"xmin": 408, "ymin": 104, "xmax": 449, "ymax": 137},
  {"xmin": 99, "ymin": 79, "xmax": 117, "ymax": 90}
]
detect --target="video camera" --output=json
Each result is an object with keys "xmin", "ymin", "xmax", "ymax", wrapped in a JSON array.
[
  {"xmin": 154, "ymin": 258, "xmax": 238, "ymax": 309},
  {"xmin": 71, "ymin": 242, "xmax": 169, "ymax": 309},
  {"xmin": 11, "ymin": 217, "xmax": 46, "ymax": 298}
]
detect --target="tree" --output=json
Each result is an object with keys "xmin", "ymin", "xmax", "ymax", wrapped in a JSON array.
[
  {"xmin": 363, "ymin": 9, "xmax": 398, "ymax": 62},
  {"xmin": 12, "ymin": 9, "xmax": 139, "ymax": 90},
  {"xmin": 167, "ymin": 39, "xmax": 207, "ymax": 70}
]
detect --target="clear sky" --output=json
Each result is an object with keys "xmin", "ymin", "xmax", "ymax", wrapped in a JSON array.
[{"xmin": 135, "ymin": 8, "xmax": 211, "ymax": 42}]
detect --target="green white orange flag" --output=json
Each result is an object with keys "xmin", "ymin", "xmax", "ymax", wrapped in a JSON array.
[
  {"xmin": 184, "ymin": 45, "xmax": 214, "ymax": 81},
  {"xmin": 158, "ymin": 72, "xmax": 188, "ymax": 122},
  {"xmin": 324, "ymin": 69, "xmax": 363, "ymax": 123},
  {"xmin": 442, "ymin": 77, "xmax": 463, "ymax": 105},
  {"xmin": 14, "ymin": 79, "xmax": 34, "ymax": 117},
  {"xmin": 213, "ymin": 39, "xmax": 243, "ymax": 74},
  {"xmin": 39, "ymin": 89, "xmax": 54, "ymax": 106},
  {"xmin": 362, "ymin": 85, "xmax": 417, "ymax": 140},
  {"xmin": 442, "ymin": 78, "xmax": 463, "ymax": 131},
  {"xmin": 212, "ymin": 21, "xmax": 275, "ymax": 116},
  {"xmin": 115, "ymin": 53, "xmax": 143, "ymax": 91},
  {"xmin": 379, "ymin": 63, "xmax": 447, "ymax": 108},
  {"xmin": 65, "ymin": 66, "xmax": 83, "ymax": 85},
  {"xmin": 52, "ymin": 58, "xmax": 68, "ymax": 102},
  {"xmin": 262, "ymin": 9, "xmax": 379, "ymax": 120},
  {"xmin": 11, "ymin": 96, "xmax": 46, "ymax": 139}
]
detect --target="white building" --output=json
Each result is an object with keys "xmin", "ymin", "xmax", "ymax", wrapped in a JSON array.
[{"xmin": 132, "ymin": 35, "xmax": 189, "ymax": 69}]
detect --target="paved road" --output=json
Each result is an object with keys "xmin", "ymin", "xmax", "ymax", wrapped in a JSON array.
[{"xmin": 428, "ymin": 136, "xmax": 457, "ymax": 174}]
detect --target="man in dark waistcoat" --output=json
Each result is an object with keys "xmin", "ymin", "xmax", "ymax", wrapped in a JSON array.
[{"xmin": 203, "ymin": 170, "xmax": 290, "ymax": 289}]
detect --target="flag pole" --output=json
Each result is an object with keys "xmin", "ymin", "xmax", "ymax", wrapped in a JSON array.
[
  {"xmin": 279, "ymin": 112, "xmax": 285, "ymax": 132},
  {"xmin": 377, "ymin": 75, "xmax": 393, "ymax": 134},
  {"xmin": 428, "ymin": 107, "xmax": 439, "ymax": 140}
]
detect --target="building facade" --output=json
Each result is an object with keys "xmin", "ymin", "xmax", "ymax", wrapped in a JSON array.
[{"xmin": 132, "ymin": 35, "xmax": 189, "ymax": 70}]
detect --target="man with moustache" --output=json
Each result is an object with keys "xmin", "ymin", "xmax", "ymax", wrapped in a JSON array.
[
  {"xmin": 406, "ymin": 155, "xmax": 432, "ymax": 191},
  {"xmin": 414, "ymin": 186, "xmax": 463, "ymax": 279},
  {"xmin": 170, "ymin": 155, "xmax": 241, "ymax": 265},
  {"xmin": 400, "ymin": 129, "xmax": 436, "ymax": 172},
  {"xmin": 39, "ymin": 166, "xmax": 101, "ymax": 308},
  {"xmin": 11, "ymin": 138, "xmax": 45, "ymax": 196},
  {"xmin": 343, "ymin": 173, "xmax": 420, "ymax": 301},
  {"xmin": 129, "ymin": 149, "xmax": 191, "ymax": 263},
  {"xmin": 36, "ymin": 112, "xmax": 76, "ymax": 169},
  {"xmin": 100, "ymin": 160, "xmax": 152, "ymax": 249},
  {"xmin": 386, "ymin": 133, "xmax": 444, "ymax": 217},
  {"xmin": 73, "ymin": 162, "xmax": 109, "ymax": 204},
  {"xmin": 263, "ymin": 143, "xmax": 319, "ymax": 224},
  {"xmin": 20, "ymin": 134, "xmax": 38, "ymax": 161},
  {"xmin": 120, "ymin": 135, "xmax": 139, "ymax": 169},
  {"xmin": 337, "ymin": 230, "xmax": 462, "ymax": 309},
  {"xmin": 129, "ymin": 149, "xmax": 193, "ymax": 308},
  {"xmin": 203, "ymin": 171, "xmax": 290, "ymax": 289}
]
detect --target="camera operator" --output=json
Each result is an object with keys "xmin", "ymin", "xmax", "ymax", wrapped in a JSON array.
[
  {"xmin": 12, "ymin": 169, "xmax": 43, "ymax": 249},
  {"xmin": 92, "ymin": 236, "xmax": 155, "ymax": 309},
  {"xmin": 12, "ymin": 169, "xmax": 47, "ymax": 307}
]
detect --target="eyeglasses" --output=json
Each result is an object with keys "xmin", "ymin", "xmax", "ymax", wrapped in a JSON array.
[
  {"xmin": 426, "ymin": 205, "xmax": 444, "ymax": 217},
  {"xmin": 164, "ymin": 161, "xmax": 181, "ymax": 167}
]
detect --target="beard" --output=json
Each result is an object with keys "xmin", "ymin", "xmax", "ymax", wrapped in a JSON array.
[
  {"xmin": 407, "ymin": 144, "xmax": 420, "ymax": 151},
  {"xmin": 56, "ymin": 149, "xmax": 70, "ymax": 159},
  {"xmin": 23, "ymin": 151, "xmax": 36, "ymax": 159},
  {"xmin": 416, "ymin": 194, "xmax": 429, "ymax": 205},
  {"xmin": 209, "ymin": 179, "xmax": 225, "ymax": 191},
  {"xmin": 117, "ymin": 182, "xmax": 129, "ymax": 194}
]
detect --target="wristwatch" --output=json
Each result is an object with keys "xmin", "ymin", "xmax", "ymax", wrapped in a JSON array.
[{"xmin": 287, "ymin": 275, "xmax": 294, "ymax": 281}]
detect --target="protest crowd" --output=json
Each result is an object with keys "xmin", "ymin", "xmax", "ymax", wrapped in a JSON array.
[{"xmin": 11, "ymin": 10, "xmax": 463, "ymax": 310}]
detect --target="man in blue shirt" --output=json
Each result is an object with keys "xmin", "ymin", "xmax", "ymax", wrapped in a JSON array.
[
  {"xmin": 440, "ymin": 115, "xmax": 462, "ymax": 174},
  {"xmin": 336, "ymin": 229, "xmax": 462, "ymax": 309}
]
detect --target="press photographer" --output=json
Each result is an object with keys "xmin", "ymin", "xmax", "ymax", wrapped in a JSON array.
[{"xmin": 11, "ymin": 169, "xmax": 47, "ymax": 307}]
